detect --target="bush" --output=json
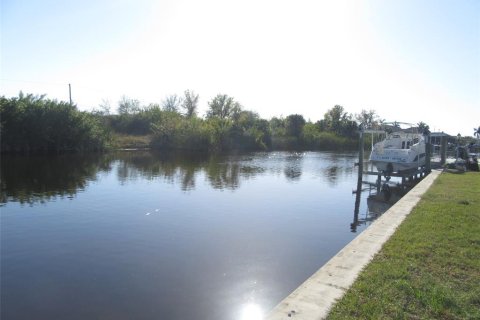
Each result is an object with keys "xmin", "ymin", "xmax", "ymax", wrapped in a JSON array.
[{"xmin": 0, "ymin": 93, "xmax": 109, "ymax": 153}]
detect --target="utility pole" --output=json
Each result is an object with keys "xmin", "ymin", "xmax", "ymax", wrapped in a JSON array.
[{"xmin": 69, "ymin": 83, "xmax": 72, "ymax": 106}]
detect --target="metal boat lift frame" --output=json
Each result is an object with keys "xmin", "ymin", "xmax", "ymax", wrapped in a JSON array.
[{"xmin": 355, "ymin": 125, "xmax": 432, "ymax": 195}]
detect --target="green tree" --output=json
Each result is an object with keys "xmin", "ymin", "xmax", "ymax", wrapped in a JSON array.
[
  {"xmin": 315, "ymin": 119, "xmax": 328, "ymax": 132},
  {"xmin": 181, "ymin": 90, "xmax": 199, "ymax": 118},
  {"xmin": 355, "ymin": 109, "xmax": 381, "ymax": 129},
  {"xmin": 98, "ymin": 99, "xmax": 111, "ymax": 115},
  {"xmin": 285, "ymin": 114, "xmax": 306, "ymax": 138},
  {"xmin": 205, "ymin": 117, "xmax": 232, "ymax": 151},
  {"xmin": 417, "ymin": 121, "xmax": 430, "ymax": 134},
  {"xmin": 269, "ymin": 117, "xmax": 285, "ymax": 136},
  {"xmin": 323, "ymin": 105, "xmax": 348, "ymax": 134},
  {"xmin": 0, "ymin": 93, "xmax": 109, "ymax": 153},
  {"xmin": 150, "ymin": 111, "xmax": 182, "ymax": 148},
  {"xmin": 162, "ymin": 94, "xmax": 182, "ymax": 113},
  {"xmin": 229, "ymin": 110, "xmax": 271, "ymax": 150},
  {"xmin": 206, "ymin": 94, "xmax": 241, "ymax": 119},
  {"xmin": 118, "ymin": 96, "xmax": 141, "ymax": 114},
  {"xmin": 319, "ymin": 105, "xmax": 358, "ymax": 138}
]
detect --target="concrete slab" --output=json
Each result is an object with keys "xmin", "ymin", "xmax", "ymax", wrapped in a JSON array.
[{"xmin": 266, "ymin": 170, "xmax": 442, "ymax": 320}]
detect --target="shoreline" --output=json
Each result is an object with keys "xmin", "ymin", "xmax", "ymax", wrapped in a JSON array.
[{"xmin": 266, "ymin": 170, "xmax": 442, "ymax": 320}]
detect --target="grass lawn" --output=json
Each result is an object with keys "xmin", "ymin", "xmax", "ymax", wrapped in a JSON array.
[{"xmin": 328, "ymin": 171, "xmax": 480, "ymax": 319}]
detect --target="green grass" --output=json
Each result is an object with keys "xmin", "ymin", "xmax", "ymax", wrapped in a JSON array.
[
  {"xmin": 328, "ymin": 172, "xmax": 480, "ymax": 320},
  {"xmin": 110, "ymin": 133, "xmax": 151, "ymax": 149}
]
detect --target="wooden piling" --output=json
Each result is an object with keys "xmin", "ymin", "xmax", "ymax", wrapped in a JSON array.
[
  {"xmin": 425, "ymin": 133, "xmax": 431, "ymax": 173},
  {"xmin": 357, "ymin": 126, "xmax": 364, "ymax": 193},
  {"xmin": 440, "ymin": 136, "xmax": 447, "ymax": 165}
]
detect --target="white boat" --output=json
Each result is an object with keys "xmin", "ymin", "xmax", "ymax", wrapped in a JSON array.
[{"xmin": 369, "ymin": 132, "xmax": 426, "ymax": 174}]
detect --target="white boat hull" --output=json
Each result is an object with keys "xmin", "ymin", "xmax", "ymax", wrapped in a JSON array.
[
  {"xmin": 371, "ymin": 160, "xmax": 424, "ymax": 173},
  {"xmin": 369, "ymin": 132, "xmax": 426, "ymax": 173}
]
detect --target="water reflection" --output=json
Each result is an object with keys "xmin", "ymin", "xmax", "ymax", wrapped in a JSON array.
[
  {"xmin": 3, "ymin": 151, "xmax": 334, "ymax": 205},
  {"xmin": 324, "ymin": 165, "xmax": 340, "ymax": 185},
  {"xmin": 206, "ymin": 159, "xmax": 241, "ymax": 190},
  {"xmin": 0, "ymin": 154, "xmax": 110, "ymax": 205},
  {"xmin": 283, "ymin": 152, "xmax": 303, "ymax": 181},
  {"xmin": 2, "ymin": 151, "xmax": 381, "ymax": 320},
  {"xmin": 1, "ymin": 151, "xmax": 370, "ymax": 207},
  {"xmin": 351, "ymin": 184, "xmax": 404, "ymax": 232},
  {"xmin": 114, "ymin": 151, "xmax": 205, "ymax": 186},
  {"xmin": 322, "ymin": 152, "xmax": 356, "ymax": 187}
]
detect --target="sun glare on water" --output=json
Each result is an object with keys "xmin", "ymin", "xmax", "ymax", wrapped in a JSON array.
[{"xmin": 239, "ymin": 303, "xmax": 263, "ymax": 320}]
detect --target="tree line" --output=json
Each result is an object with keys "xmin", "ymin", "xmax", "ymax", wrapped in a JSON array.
[
  {"xmin": 1, "ymin": 93, "xmax": 108, "ymax": 153},
  {"xmin": 1, "ymin": 91, "xmax": 385, "ymax": 154}
]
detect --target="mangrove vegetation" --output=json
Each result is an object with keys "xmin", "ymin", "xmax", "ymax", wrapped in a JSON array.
[
  {"xmin": 1, "ymin": 93, "xmax": 109, "ymax": 153},
  {"xmin": 1, "ymin": 91, "xmax": 386, "ymax": 154}
]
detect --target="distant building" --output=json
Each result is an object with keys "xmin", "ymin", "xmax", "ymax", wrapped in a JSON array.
[{"xmin": 430, "ymin": 132, "xmax": 454, "ymax": 146}]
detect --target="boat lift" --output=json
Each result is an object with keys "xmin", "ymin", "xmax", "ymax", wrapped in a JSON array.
[
  {"xmin": 354, "ymin": 125, "xmax": 432, "ymax": 198},
  {"xmin": 351, "ymin": 123, "xmax": 439, "ymax": 232}
]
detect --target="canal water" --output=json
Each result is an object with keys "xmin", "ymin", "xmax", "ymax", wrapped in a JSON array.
[{"xmin": 1, "ymin": 151, "xmax": 393, "ymax": 320}]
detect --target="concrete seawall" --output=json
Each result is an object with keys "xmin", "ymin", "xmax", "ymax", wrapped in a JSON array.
[{"xmin": 266, "ymin": 170, "xmax": 442, "ymax": 320}]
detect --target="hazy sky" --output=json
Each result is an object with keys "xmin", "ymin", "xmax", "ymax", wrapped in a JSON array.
[{"xmin": 2, "ymin": 0, "xmax": 479, "ymax": 136}]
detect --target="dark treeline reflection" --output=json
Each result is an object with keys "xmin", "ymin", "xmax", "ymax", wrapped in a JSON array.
[
  {"xmin": 114, "ymin": 151, "xmax": 204, "ymax": 187},
  {"xmin": 321, "ymin": 152, "xmax": 355, "ymax": 186},
  {"xmin": 2, "ymin": 151, "xmax": 356, "ymax": 205},
  {"xmin": 1, "ymin": 154, "xmax": 112, "ymax": 205},
  {"xmin": 114, "ymin": 151, "xmax": 266, "ymax": 190},
  {"xmin": 284, "ymin": 153, "xmax": 304, "ymax": 181}
]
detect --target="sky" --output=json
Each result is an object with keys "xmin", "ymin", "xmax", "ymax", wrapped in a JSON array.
[{"xmin": 1, "ymin": 0, "xmax": 479, "ymax": 136}]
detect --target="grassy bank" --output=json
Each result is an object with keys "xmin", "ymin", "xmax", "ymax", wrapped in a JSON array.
[
  {"xmin": 110, "ymin": 134, "xmax": 151, "ymax": 149},
  {"xmin": 328, "ymin": 172, "xmax": 480, "ymax": 319},
  {"xmin": 109, "ymin": 133, "xmax": 359, "ymax": 152}
]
